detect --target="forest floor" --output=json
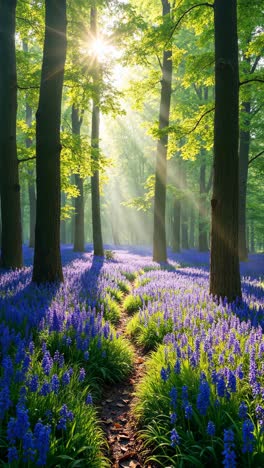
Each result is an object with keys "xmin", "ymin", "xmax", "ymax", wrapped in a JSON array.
[{"xmin": 99, "ymin": 283, "xmax": 153, "ymax": 468}]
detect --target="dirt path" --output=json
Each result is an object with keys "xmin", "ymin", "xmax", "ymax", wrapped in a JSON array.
[{"xmin": 99, "ymin": 290, "xmax": 153, "ymax": 468}]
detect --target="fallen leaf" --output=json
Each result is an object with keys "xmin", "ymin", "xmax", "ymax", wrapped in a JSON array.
[{"xmin": 116, "ymin": 403, "xmax": 125, "ymax": 408}]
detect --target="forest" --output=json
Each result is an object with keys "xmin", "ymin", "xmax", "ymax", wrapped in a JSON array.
[{"xmin": 0, "ymin": 0, "xmax": 263, "ymax": 466}]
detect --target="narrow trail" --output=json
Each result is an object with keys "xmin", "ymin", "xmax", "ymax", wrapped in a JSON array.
[{"xmin": 99, "ymin": 282, "xmax": 154, "ymax": 468}]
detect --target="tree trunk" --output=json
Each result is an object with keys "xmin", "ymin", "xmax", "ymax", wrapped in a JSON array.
[
  {"xmin": 90, "ymin": 6, "xmax": 104, "ymax": 256},
  {"xmin": 33, "ymin": 0, "xmax": 67, "ymax": 283},
  {"xmin": 60, "ymin": 191, "xmax": 66, "ymax": 244},
  {"xmin": 25, "ymin": 102, "xmax": 36, "ymax": 248},
  {"xmin": 189, "ymin": 207, "xmax": 195, "ymax": 248},
  {"xmin": 153, "ymin": 0, "xmax": 172, "ymax": 263},
  {"xmin": 198, "ymin": 154, "xmax": 208, "ymax": 251},
  {"xmin": 181, "ymin": 202, "xmax": 189, "ymax": 249},
  {"xmin": 210, "ymin": 0, "xmax": 241, "ymax": 301},
  {"xmin": 72, "ymin": 105, "xmax": 85, "ymax": 252},
  {"xmin": 0, "ymin": 0, "xmax": 23, "ymax": 268},
  {"xmin": 238, "ymin": 101, "xmax": 250, "ymax": 261},
  {"xmin": 250, "ymin": 220, "xmax": 255, "ymax": 253},
  {"xmin": 171, "ymin": 198, "xmax": 181, "ymax": 252}
]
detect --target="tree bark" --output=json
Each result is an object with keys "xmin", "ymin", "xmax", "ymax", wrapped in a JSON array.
[
  {"xmin": 90, "ymin": 6, "xmax": 104, "ymax": 256},
  {"xmin": 210, "ymin": 0, "xmax": 241, "ymax": 301},
  {"xmin": 198, "ymin": 153, "xmax": 208, "ymax": 251},
  {"xmin": 0, "ymin": 0, "xmax": 23, "ymax": 268},
  {"xmin": 171, "ymin": 198, "xmax": 181, "ymax": 252},
  {"xmin": 153, "ymin": 0, "xmax": 172, "ymax": 262},
  {"xmin": 238, "ymin": 101, "xmax": 250, "ymax": 260},
  {"xmin": 72, "ymin": 105, "xmax": 85, "ymax": 252},
  {"xmin": 26, "ymin": 102, "xmax": 36, "ymax": 248},
  {"xmin": 33, "ymin": 0, "xmax": 67, "ymax": 283}
]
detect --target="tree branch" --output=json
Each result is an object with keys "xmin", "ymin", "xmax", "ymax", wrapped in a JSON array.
[
  {"xmin": 18, "ymin": 156, "xmax": 36, "ymax": 164},
  {"xmin": 18, "ymin": 84, "xmax": 40, "ymax": 90},
  {"xmin": 248, "ymin": 150, "xmax": 264, "ymax": 166},
  {"xmin": 169, "ymin": 3, "xmax": 214, "ymax": 40},
  {"xmin": 176, "ymin": 107, "xmax": 215, "ymax": 139},
  {"xmin": 250, "ymin": 56, "xmax": 261, "ymax": 74},
  {"xmin": 239, "ymin": 78, "xmax": 264, "ymax": 86}
]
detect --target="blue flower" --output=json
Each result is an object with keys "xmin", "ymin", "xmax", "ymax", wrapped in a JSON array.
[
  {"xmin": 207, "ymin": 421, "xmax": 216, "ymax": 436},
  {"xmin": 197, "ymin": 378, "xmax": 210, "ymax": 416},
  {"xmin": 79, "ymin": 368, "xmax": 86, "ymax": 382},
  {"xmin": 7, "ymin": 446, "xmax": 19, "ymax": 463},
  {"xmin": 22, "ymin": 430, "xmax": 36, "ymax": 462},
  {"xmin": 29, "ymin": 375, "xmax": 39, "ymax": 392},
  {"xmin": 184, "ymin": 403, "xmax": 193, "ymax": 420},
  {"xmin": 242, "ymin": 419, "xmax": 255, "ymax": 453},
  {"xmin": 169, "ymin": 386, "xmax": 177, "ymax": 408},
  {"xmin": 170, "ymin": 428, "xmax": 180, "ymax": 447},
  {"xmin": 86, "ymin": 393, "xmax": 93, "ymax": 405},
  {"xmin": 238, "ymin": 401, "xmax": 248, "ymax": 420},
  {"xmin": 51, "ymin": 374, "xmax": 60, "ymax": 394},
  {"xmin": 222, "ymin": 429, "xmax": 236, "ymax": 468},
  {"xmin": 170, "ymin": 412, "xmax": 177, "ymax": 425},
  {"xmin": 34, "ymin": 422, "xmax": 51, "ymax": 466},
  {"xmin": 62, "ymin": 371, "xmax": 71, "ymax": 386}
]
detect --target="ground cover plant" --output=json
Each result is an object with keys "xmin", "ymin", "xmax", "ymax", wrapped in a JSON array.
[{"xmin": 0, "ymin": 247, "xmax": 263, "ymax": 466}]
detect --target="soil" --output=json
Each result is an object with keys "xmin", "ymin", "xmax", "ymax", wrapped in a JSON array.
[{"xmin": 99, "ymin": 291, "xmax": 155, "ymax": 468}]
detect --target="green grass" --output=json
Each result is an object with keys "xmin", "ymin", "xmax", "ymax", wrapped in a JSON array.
[{"xmin": 127, "ymin": 310, "xmax": 174, "ymax": 350}]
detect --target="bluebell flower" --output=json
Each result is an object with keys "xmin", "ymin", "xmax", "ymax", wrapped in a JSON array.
[
  {"xmin": 197, "ymin": 378, "xmax": 210, "ymax": 416},
  {"xmin": 222, "ymin": 429, "xmax": 236, "ymax": 468},
  {"xmin": 238, "ymin": 401, "xmax": 248, "ymax": 420},
  {"xmin": 51, "ymin": 374, "xmax": 60, "ymax": 394},
  {"xmin": 207, "ymin": 421, "xmax": 216, "ymax": 436},
  {"xmin": 22, "ymin": 430, "xmax": 36, "ymax": 462},
  {"xmin": 34, "ymin": 422, "xmax": 51, "ymax": 466},
  {"xmin": 242, "ymin": 419, "xmax": 255, "ymax": 453},
  {"xmin": 39, "ymin": 381, "xmax": 51, "ymax": 396},
  {"xmin": 170, "ymin": 412, "xmax": 177, "ymax": 424},
  {"xmin": 7, "ymin": 446, "xmax": 19, "ymax": 463},
  {"xmin": 160, "ymin": 366, "xmax": 169, "ymax": 382},
  {"xmin": 217, "ymin": 374, "xmax": 226, "ymax": 398},
  {"xmin": 62, "ymin": 371, "xmax": 71, "ymax": 386},
  {"xmin": 86, "ymin": 393, "xmax": 93, "ymax": 405},
  {"xmin": 174, "ymin": 360, "xmax": 181, "ymax": 374},
  {"xmin": 184, "ymin": 403, "xmax": 193, "ymax": 420},
  {"xmin": 79, "ymin": 368, "xmax": 86, "ymax": 382},
  {"xmin": 170, "ymin": 428, "xmax": 180, "ymax": 447},
  {"xmin": 169, "ymin": 386, "xmax": 177, "ymax": 408},
  {"xmin": 29, "ymin": 375, "xmax": 39, "ymax": 392}
]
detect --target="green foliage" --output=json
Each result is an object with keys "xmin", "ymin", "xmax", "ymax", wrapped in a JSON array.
[{"xmin": 127, "ymin": 310, "xmax": 173, "ymax": 350}]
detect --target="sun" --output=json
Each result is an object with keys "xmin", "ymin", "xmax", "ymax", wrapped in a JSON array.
[{"xmin": 89, "ymin": 37, "xmax": 118, "ymax": 63}]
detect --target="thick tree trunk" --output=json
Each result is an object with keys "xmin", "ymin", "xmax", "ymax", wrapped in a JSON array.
[
  {"xmin": 25, "ymin": 103, "xmax": 36, "ymax": 248},
  {"xmin": 171, "ymin": 198, "xmax": 181, "ymax": 252},
  {"xmin": 238, "ymin": 101, "xmax": 250, "ymax": 261},
  {"xmin": 198, "ymin": 155, "xmax": 208, "ymax": 251},
  {"xmin": 0, "ymin": 0, "xmax": 23, "ymax": 268},
  {"xmin": 33, "ymin": 0, "xmax": 67, "ymax": 283},
  {"xmin": 90, "ymin": 6, "xmax": 104, "ymax": 256},
  {"xmin": 153, "ymin": 0, "xmax": 172, "ymax": 262},
  {"xmin": 72, "ymin": 105, "xmax": 85, "ymax": 252},
  {"xmin": 210, "ymin": 0, "xmax": 241, "ymax": 301}
]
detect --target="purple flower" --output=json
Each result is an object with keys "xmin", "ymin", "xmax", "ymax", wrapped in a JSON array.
[
  {"xmin": 51, "ymin": 374, "xmax": 60, "ymax": 394},
  {"xmin": 170, "ymin": 412, "xmax": 177, "ymax": 424},
  {"xmin": 86, "ymin": 393, "xmax": 93, "ymax": 405},
  {"xmin": 29, "ymin": 375, "xmax": 39, "ymax": 392},
  {"xmin": 184, "ymin": 403, "xmax": 193, "ymax": 420},
  {"xmin": 34, "ymin": 422, "xmax": 51, "ymax": 466},
  {"xmin": 62, "ymin": 371, "xmax": 71, "ymax": 386},
  {"xmin": 79, "ymin": 367, "xmax": 86, "ymax": 382},
  {"xmin": 170, "ymin": 428, "xmax": 180, "ymax": 447}
]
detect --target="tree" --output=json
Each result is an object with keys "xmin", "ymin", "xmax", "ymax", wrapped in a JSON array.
[
  {"xmin": 0, "ymin": 0, "xmax": 23, "ymax": 268},
  {"xmin": 72, "ymin": 105, "xmax": 85, "ymax": 252},
  {"xmin": 210, "ymin": 0, "xmax": 241, "ymax": 301},
  {"xmin": 153, "ymin": 0, "xmax": 173, "ymax": 262},
  {"xmin": 32, "ymin": 0, "xmax": 67, "ymax": 283},
  {"xmin": 90, "ymin": 5, "xmax": 104, "ymax": 257}
]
